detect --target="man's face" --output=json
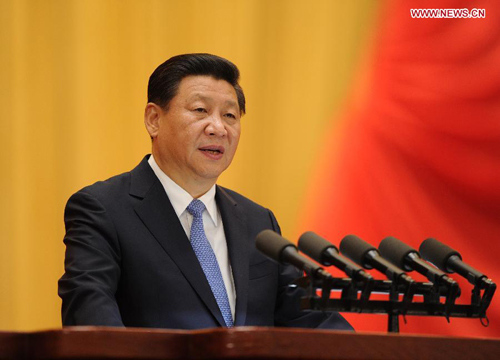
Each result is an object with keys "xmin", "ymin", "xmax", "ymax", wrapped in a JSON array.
[{"xmin": 146, "ymin": 75, "xmax": 241, "ymax": 194}]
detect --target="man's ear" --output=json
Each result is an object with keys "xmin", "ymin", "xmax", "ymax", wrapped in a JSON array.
[{"xmin": 144, "ymin": 103, "xmax": 162, "ymax": 139}]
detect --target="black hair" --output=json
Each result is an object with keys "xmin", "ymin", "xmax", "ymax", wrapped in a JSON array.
[{"xmin": 147, "ymin": 53, "xmax": 245, "ymax": 114}]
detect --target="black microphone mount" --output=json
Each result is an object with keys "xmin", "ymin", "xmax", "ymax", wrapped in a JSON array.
[
  {"xmin": 419, "ymin": 238, "xmax": 496, "ymax": 316},
  {"xmin": 257, "ymin": 231, "xmax": 497, "ymax": 333}
]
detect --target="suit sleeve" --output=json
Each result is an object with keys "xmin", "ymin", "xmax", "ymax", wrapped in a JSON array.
[
  {"xmin": 267, "ymin": 210, "xmax": 354, "ymax": 330},
  {"xmin": 58, "ymin": 190, "xmax": 124, "ymax": 326}
]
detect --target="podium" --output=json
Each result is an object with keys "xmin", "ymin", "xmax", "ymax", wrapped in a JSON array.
[{"xmin": 1, "ymin": 327, "xmax": 499, "ymax": 360}]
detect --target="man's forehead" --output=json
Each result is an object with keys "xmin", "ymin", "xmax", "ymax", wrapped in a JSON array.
[
  {"xmin": 179, "ymin": 75, "xmax": 233, "ymax": 91},
  {"xmin": 179, "ymin": 76, "xmax": 239, "ymax": 105}
]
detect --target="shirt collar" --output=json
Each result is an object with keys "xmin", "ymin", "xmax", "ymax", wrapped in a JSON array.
[{"xmin": 148, "ymin": 154, "xmax": 218, "ymax": 226}]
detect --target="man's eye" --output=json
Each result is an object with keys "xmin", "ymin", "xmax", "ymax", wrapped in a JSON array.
[
  {"xmin": 225, "ymin": 113, "xmax": 236, "ymax": 119},
  {"xmin": 194, "ymin": 108, "xmax": 206, "ymax": 113}
]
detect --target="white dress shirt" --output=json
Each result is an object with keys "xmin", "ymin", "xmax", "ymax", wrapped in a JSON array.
[{"xmin": 148, "ymin": 155, "xmax": 236, "ymax": 319}]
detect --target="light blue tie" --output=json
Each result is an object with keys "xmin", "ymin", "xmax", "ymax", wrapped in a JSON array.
[{"xmin": 186, "ymin": 199, "xmax": 234, "ymax": 328}]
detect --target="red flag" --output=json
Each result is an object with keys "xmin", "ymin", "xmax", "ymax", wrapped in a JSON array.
[{"xmin": 300, "ymin": 0, "xmax": 500, "ymax": 338}]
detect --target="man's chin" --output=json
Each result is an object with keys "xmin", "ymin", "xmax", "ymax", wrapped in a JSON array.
[{"xmin": 195, "ymin": 165, "xmax": 229, "ymax": 182}]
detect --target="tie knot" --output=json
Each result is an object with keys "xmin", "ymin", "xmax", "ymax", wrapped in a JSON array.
[{"xmin": 186, "ymin": 199, "xmax": 206, "ymax": 218}]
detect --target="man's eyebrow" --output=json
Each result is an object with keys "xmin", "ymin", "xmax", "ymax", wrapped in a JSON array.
[
  {"xmin": 188, "ymin": 93, "xmax": 238, "ymax": 108},
  {"xmin": 224, "ymin": 99, "xmax": 238, "ymax": 108}
]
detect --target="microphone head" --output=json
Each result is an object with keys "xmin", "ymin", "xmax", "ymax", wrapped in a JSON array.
[
  {"xmin": 419, "ymin": 238, "xmax": 462, "ymax": 273},
  {"xmin": 255, "ymin": 229, "xmax": 296, "ymax": 263},
  {"xmin": 339, "ymin": 234, "xmax": 376, "ymax": 269},
  {"xmin": 298, "ymin": 231, "xmax": 338, "ymax": 265},
  {"xmin": 378, "ymin": 236, "xmax": 416, "ymax": 271}
]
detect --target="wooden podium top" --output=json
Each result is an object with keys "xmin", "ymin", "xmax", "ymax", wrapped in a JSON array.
[{"xmin": 1, "ymin": 327, "xmax": 499, "ymax": 360}]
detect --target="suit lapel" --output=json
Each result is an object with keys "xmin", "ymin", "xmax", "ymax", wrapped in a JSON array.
[
  {"xmin": 216, "ymin": 186, "xmax": 249, "ymax": 326},
  {"xmin": 130, "ymin": 157, "xmax": 226, "ymax": 327}
]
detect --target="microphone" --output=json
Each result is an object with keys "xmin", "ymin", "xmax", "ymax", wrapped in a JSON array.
[
  {"xmin": 298, "ymin": 231, "xmax": 372, "ymax": 282},
  {"xmin": 339, "ymin": 235, "xmax": 414, "ymax": 287},
  {"xmin": 255, "ymin": 229, "xmax": 331, "ymax": 280},
  {"xmin": 378, "ymin": 236, "xmax": 457, "ymax": 288},
  {"xmin": 420, "ymin": 238, "xmax": 490, "ymax": 287}
]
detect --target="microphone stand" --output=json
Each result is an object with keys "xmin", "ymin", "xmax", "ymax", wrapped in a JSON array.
[{"xmin": 294, "ymin": 275, "xmax": 495, "ymax": 333}]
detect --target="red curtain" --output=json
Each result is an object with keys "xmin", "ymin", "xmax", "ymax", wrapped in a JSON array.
[{"xmin": 299, "ymin": 0, "xmax": 500, "ymax": 338}]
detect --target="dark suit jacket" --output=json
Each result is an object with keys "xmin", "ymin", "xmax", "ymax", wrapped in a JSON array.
[{"xmin": 58, "ymin": 156, "xmax": 352, "ymax": 330}]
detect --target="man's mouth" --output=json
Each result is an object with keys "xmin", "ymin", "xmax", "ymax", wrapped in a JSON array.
[{"xmin": 199, "ymin": 146, "xmax": 225, "ymax": 155}]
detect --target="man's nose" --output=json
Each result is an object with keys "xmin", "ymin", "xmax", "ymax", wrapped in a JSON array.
[{"xmin": 205, "ymin": 115, "xmax": 227, "ymax": 137}]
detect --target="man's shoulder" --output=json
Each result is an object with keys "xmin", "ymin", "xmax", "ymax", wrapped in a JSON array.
[
  {"xmin": 70, "ymin": 156, "xmax": 153, "ymax": 202},
  {"xmin": 216, "ymin": 186, "xmax": 272, "ymax": 214},
  {"xmin": 76, "ymin": 170, "xmax": 131, "ymax": 199}
]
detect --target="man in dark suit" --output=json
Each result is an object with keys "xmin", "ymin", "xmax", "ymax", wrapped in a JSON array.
[{"xmin": 58, "ymin": 54, "xmax": 352, "ymax": 330}]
